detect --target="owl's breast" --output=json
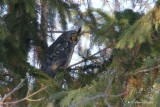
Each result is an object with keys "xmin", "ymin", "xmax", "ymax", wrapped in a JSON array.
[{"xmin": 41, "ymin": 28, "xmax": 81, "ymax": 78}]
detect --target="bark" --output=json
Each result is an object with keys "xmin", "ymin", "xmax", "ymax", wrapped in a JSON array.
[{"xmin": 38, "ymin": 0, "xmax": 49, "ymax": 65}]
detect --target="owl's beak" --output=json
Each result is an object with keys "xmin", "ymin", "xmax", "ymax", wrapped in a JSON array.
[{"xmin": 77, "ymin": 27, "xmax": 81, "ymax": 36}]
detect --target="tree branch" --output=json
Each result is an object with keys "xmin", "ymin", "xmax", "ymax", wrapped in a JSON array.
[
  {"xmin": 68, "ymin": 92, "xmax": 125, "ymax": 107},
  {"xmin": 47, "ymin": 30, "xmax": 91, "ymax": 34},
  {"xmin": 69, "ymin": 77, "xmax": 126, "ymax": 107},
  {"xmin": 47, "ymin": 30, "xmax": 64, "ymax": 33},
  {"xmin": 134, "ymin": 65, "xmax": 160, "ymax": 75},
  {"xmin": 27, "ymin": 86, "xmax": 46, "ymax": 98},
  {"xmin": 1, "ymin": 79, "xmax": 25, "ymax": 102},
  {"xmin": 68, "ymin": 47, "xmax": 108, "ymax": 68},
  {"xmin": 69, "ymin": 93, "xmax": 106, "ymax": 107},
  {"xmin": 0, "ymin": 80, "xmax": 47, "ymax": 106}
]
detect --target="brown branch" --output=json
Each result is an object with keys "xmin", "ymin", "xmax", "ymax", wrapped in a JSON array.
[
  {"xmin": 0, "ymin": 80, "xmax": 47, "ymax": 106},
  {"xmin": 1, "ymin": 79, "xmax": 25, "ymax": 102},
  {"xmin": 47, "ymin": 30, "xmax": 91, "ymax": 34},
  {"xmin": 134, "ymin": 65, "xmax": 160, "ymax": 75},
  {"xmin": 1, "ymin": 86, "xmax": 46, "ymax": 105},
  {"xmin": 106, "ymin": 0, "xmax": 114, "ymax": 13},
  {"xmin": 68, "ymin": 47, "xmax": 107, "ymax": 68},
  {"xmin": 132, "ymin": 44, "xmax": 141, "ymax": 64},
  {"xmin": 106, "ymin": 77, "xmax": 114, "ymax": 92},
  {"xmin": 27, "ymin": 98, "xmax": 45, "ymax": 102},
  {"xmin": 47, "ymin": 30, "xmax": 64, "ymax": 33},
  {"xmin": 27, "ymin": 86, "xmax": 46, "ymax": 98}
]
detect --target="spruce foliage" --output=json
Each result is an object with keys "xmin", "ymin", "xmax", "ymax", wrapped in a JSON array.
[{"xmin": 0, "ymin": 0, "xmax": 160, "ymax": 107}]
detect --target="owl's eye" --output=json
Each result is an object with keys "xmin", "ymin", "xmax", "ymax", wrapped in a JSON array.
[{"xmin": 70, "ymin": 34, "xmax": 77, "ymax": 42}]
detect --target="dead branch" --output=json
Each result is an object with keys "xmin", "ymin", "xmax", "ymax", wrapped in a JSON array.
[
  {"xmin": 47, "ymin": 30, "xmax": 64, "ymax": 33},
  {"xmin": 0, "ymin": 79, "xmax": 47, "ymax": 106},
  {"xmin": 106, "ymin": 77, "xmax": 114, "ymax": 92},
  {"xmin": 1, "ymin": 79, "xmax": 25, "ymax": 102},
  {"xmin": 134, "ymin": 65, "xmax": 160, "ymax": 75},
  {"xmin": 47, "ymin": 30, "xmax": 90, "ymax": 34},
  {"xmin": 68, "ymin": 47, "xmax": 108, "ymax": 68}
]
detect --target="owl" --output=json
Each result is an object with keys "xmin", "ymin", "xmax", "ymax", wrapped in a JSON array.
[{"xmin": 41, "ymin": 28, "xmax": 81, "ymax": 77}]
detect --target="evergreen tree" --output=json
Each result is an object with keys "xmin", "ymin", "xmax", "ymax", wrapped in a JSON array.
[{"xmin": 0, "ymin": 0, "xmax": 160, "ymax": 107}]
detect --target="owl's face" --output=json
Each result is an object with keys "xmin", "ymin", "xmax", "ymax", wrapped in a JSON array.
[{"xmin": 65, "ymin": 28, "xmax": 81, "ymax": 45}]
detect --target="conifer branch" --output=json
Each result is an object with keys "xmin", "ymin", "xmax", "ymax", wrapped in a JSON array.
[
  {"xmin": 69, "ymin": 93, "xmax": 106, "ymax": 107},
  {"xmin": 69, "ymin": 77, "xmax": 125, "ymax": 107},
  {"xmin": 68, "ymin": 92, "xmax": 125, "ymax": 107}
]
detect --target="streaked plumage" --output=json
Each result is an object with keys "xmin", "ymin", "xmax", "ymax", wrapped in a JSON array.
[{"xmin": 41, "ymin": 28, "xmax": 81, "ymax": 77}]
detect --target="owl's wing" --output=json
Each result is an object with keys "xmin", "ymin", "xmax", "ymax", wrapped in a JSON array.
[
  {"xmin": 47, "ymin": 33, "xmax": 66, "ymax": 54},
  {"xmin": 50, "ymin": 58, "xmax": 66, "ymax": 71}
]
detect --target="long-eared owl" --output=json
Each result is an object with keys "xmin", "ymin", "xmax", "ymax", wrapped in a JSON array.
[{"xmin": 41, "ymin": 28, "xmax": 81, "ymax": 77}]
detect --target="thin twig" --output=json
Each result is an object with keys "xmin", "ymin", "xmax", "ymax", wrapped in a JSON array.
[
  {"xmin": 1, "ymin": 86, "xmax": 47, "ymax": 105},
  {"xmin": 104, "ymin": 77, "xmax": 114, "ymax": 107},
  {"xmin": 69, "ymin": 76, "xmax": 125, "ymax": 107},
  {"xmin": 27, "ymin": 86, "xmax": 46, "ymax": 98},
  {"xmin": 106, "ymin": 77, "xmax": 114, "ymax": 92},
  {"xmin": 47, "ymin": 30, "xmax": 90, "ymax": 34},
  {"xmin": 105, "ymin": 99, "xmax": 113, "ymax": 107},
  {"xmin": 68, "ymin": 47, "xmax": 107, "ymax": 68},
  {"xmin": 47, "ymin": 30, "xmax": 64, "ymax": 33},
  {"xmin": 27, "ymin": 98, "xmax": 45, "ymax": 102},
  {"xmin": 139, "ymin": 0, "xmax": 150, "ymax": 10},
  {"xmin": 69, "ymin": 93, "xmax": 106, "ymax": 107},
  {"xmin": 108, "ymin": 92, "xmax": 127, "ymax": 98},
  {"xmin": 134, "ymin": 65, "xmax": 160, "ymax": 75},
  {"xmin": 68, "ymin": 92, "xmax": 125, "ymax": 107},
  {"xmin": 1, "ymin": 79, "xmax": 25, "ymax": 102},
  {"xmin": 106, "ymin": 1, "xmax": 113, "ymax": 14},
  {"xmin": 0, "ymin": 79, "xmax": 47, "ymax": 106}
]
